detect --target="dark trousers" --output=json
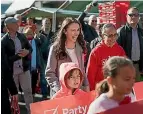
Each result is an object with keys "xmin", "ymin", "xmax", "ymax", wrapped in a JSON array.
[
  {"xmin": 1, "ymin": 88, "xmax": 11, "ymax": 114},
  {"xmin": 133, "ymin": 63, "xmax": 140, "ymax": 82},
  {"xmin": 31, "ymin": 70, "xmax": 39, "ymax": 95},
  {"xmin": 40, "ymin": 63, "xmax": 49, "ymax": 97},
  {"xmin": 40, "ymin": 68, "xmax": 49, "ymax": 97}
]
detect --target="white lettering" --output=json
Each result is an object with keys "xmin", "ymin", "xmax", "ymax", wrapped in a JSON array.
[
  {"xmin": 77, "ymin": 106, "xmax": 82, "ymax": 113},
  {"xmin": 82, "ymin": 105, "xmax": 87, "ymax": 114},
  {"xmin": 69, "ymin": 109, "xmax": 74, "ymax": 114},
  {"xmin": 63, "ymin": 109, "xmax": 68, "ymax": 114},
  {"xmin": 62, "ymin": 105, "xmax": 87, "ymax": 114},
  {"xmin": 74, "ymin": 107, "xmax": 78, "ymax": 114}
]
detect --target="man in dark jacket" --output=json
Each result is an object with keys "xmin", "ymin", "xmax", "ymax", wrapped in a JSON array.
[
  {"xmin": 2, "ymin": 17, "xmax": 33, "ymax": 114},
  {"xmin": 39, "ymin": 18, "xmax": 55, "ymax": 98},
  {"xmin": 90, "ymin": 24, "xmax": 104, "ymax": 50},
  {"xmin": 117, "ymin": 7, "xmax": 143, "ymax": 81},
  {"xmin": 78, "ymin": 3, "xmax": 98, "ymax": 68},
  {"xmin": 77, "ymin": 3, "xmax": 98, "ymax": 43},
  {"xmin": 39, "ymin": 18, "xmax": 54, "ymax": 59},
  {"xmin": 1, "ymin": 42, "xmax": 18, "ymax": 114}
]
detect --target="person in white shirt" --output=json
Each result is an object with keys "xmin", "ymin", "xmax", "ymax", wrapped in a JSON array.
[{"xmin": 87, "ymin": 56, "xmax": 136, "ymax": 114}]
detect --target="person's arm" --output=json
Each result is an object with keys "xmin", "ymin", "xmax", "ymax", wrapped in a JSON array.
[
  {"xmin": 77, "ymin": 4, "xmax": 92, "ymax": 26},
  {"xmin": 23, "ymin": 34, "xmax": 33, "ymax": 54},
  {"xmin": 77, "ymin": 12, "xmax": 87, "ymax": 26},
  {"xmin": 82, "ymin": 66, "xmax": 90, "ymax": 92},
  {"xmin": 45, "ymin": 45, "xmax": 60, "ymax": 93},
  {"xmin": 86, "ymin": 49, "xmax": 100, "ymax": 91},
  {"xmin": 9, "ymin": 54, "xmax": 21, "ymax": 62},
  {"xmin": 1, "ymin": 37, "xmax": 21, "ymax": 62},
  {"xmin": 17, "ymin": 34, "xmax": 33, "ymax": 58}
]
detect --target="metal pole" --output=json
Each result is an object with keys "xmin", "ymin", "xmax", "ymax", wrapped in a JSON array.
[{"xmin": 51, "ymin": 0, "xmax": 72, "ymax": 32}]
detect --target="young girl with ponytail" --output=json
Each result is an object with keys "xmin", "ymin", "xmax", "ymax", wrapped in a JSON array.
[{"xmin": 87, "ymin": 56, "xmax": 136, "ymax": 114}]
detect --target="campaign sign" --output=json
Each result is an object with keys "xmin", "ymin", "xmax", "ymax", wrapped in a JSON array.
[
  {"xmin": 133, "ymin": 82, "xmax": 143, "ymax": 100},
  {"xmin": 30, "ymin": 91, "xmax": 96, "ymax": 114}
]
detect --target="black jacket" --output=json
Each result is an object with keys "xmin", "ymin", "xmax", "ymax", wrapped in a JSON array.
[
  {"xmin": 90, "ymin": 36, "xmax": 102, "ymax": 50},
  {"xmin": 1, "ymin": 44, "xmax": 18, "ymax": 114},
  {"xmin": 1, "ymin": 32, "xmax": 32, "ymax": 73},
  {"xmin": 39, "ymin": 30, "xmax": 55, "ymax": 61},
  {"xmin": 117, "ymin": 23, "xmax": 143, "ymax": 72},
  {"xmin": 1, "ymin": 45, "xmax": 18, "ymax": 96},
  {"xmin": 78, "ymin": 12, "xmax": 98, "ymax": 43}
]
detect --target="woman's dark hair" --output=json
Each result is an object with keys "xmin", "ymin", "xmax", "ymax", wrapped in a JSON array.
[
  {"xmin": 53, "ymin": 17, "xmax": 86, "ymax": 60},
  {"xmin": 66, "ymin": 68, "xmax": 81, "ymax": 79},
  {"xmin": 97, "ymin": 56, "xmax": 134, "ymax": 95},
  {"xmin": 67, "ymin": 69, "xmax": 77, "ymax": 79}
]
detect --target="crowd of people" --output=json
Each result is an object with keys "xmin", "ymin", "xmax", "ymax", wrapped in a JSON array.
[{"xmin": 1, "ymin": 2, "xmax": 143, "ymax": 114}]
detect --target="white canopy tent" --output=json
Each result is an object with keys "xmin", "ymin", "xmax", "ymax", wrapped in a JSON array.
[
  {"xmin": 21, "ymin": 6, "xmax": 97, "ymax": 32},
  {"xmin": 5, "ymin": 0, "xmax": 35, "ymax": 14}
]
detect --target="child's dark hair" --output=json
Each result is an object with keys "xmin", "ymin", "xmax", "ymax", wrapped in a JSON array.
[
  {"xmin": 66, "ymin": 68, "xmax": 81, "ymax": 79},
  {"xmin": 97, "ymin": 56, "xmax": 134, "ymax": 95}
]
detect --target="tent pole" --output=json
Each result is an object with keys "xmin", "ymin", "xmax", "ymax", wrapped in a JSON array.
[{"xmin": 52, "ymin": 0, "xmax": 72, "ymax": 32}]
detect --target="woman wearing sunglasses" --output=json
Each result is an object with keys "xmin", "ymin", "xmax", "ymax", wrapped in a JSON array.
[{"xmin": 86, "ymin": 23, "xmax": 126, "ymax": 91}]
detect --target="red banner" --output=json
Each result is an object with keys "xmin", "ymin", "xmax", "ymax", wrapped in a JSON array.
[
  {"xmin": 133, "ymin": 82, "xmax": 143, "ymax": 100},
  {"xmin": 30, "ymin": 91, "xmax": 96, "ymax": 114}
]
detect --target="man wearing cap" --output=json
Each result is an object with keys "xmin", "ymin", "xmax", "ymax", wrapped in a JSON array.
[{"xmin": 1, "ymin": 17, "xmax": 33, "ymax": 114}]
